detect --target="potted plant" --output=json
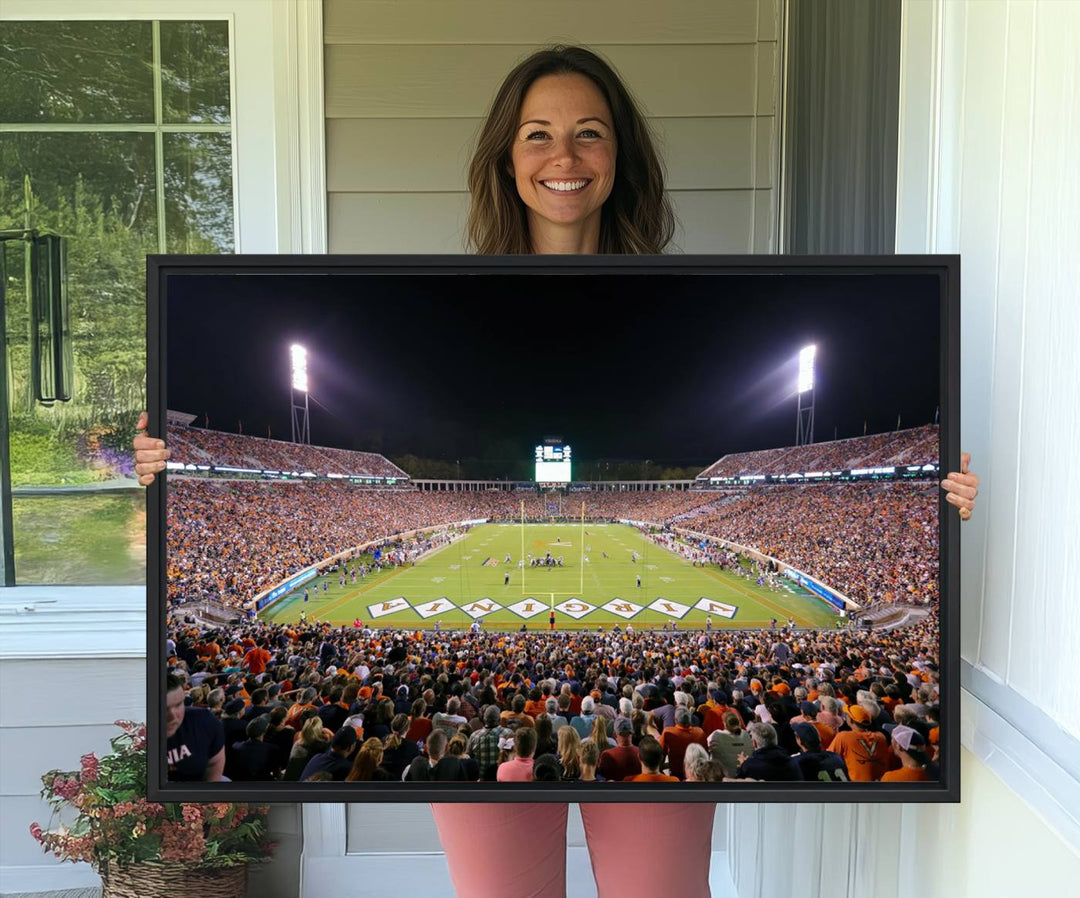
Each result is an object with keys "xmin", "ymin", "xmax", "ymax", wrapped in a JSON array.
[{"xmin": 30, "ymin": 720, "xmax": 274, "ymax": 897}]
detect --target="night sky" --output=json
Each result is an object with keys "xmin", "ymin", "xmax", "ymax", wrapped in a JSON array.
[{"xmin": 166, "ymin": 270, "xmax": 941, "ymax": 469}]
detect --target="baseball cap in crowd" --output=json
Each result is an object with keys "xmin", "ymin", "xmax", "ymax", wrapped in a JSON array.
[
  {"xmin": 889, "ymin": 725, "xmax": 926, "ymax": 752},
  {"xmin": 614, "ymin": 717, "xmax": 634, "ymax": 736},
  {"xmin": 225, "ymin": 699, "xmax": 245, "ymax": 715},
  {"xmin": 847, "ymin": 705, "xmax": 871, "ymax": 725},
  {"xmin": 332, "ymin": 727, "xmax": 357, "ymax": 750},
  {"xmin": 799, "ymin": 701, "xmax": 818, "ymax": 717},
  {"xmin": 791, "ymin": 722, "xmax": 821, "ymax": 750}
]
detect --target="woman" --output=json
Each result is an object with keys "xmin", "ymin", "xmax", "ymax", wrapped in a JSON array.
[
  {"xmin": 556, "ymin": 724, "xmax": 581, "ymax": 782},
  {"xmin": 283, "ymin": 715, "xmax": 330, "ymax": 782},
  {"xmin": 345, "ymin": 737, "xmax": 391, "ymax": 782},
  {"xmin": 446, "ymin": 733, "xmax": 480, "ymax": 781},
  {"xmin": 533, "ymin": 713, "xmax": 559, "ymax": 759},
  {"xmin": 381, "ymin": 713, "xmax": 421, "ymax": 781},
  {"xmin": 577, "ymin": 740, "xmax": 603, "ymax": 783},
  {"xmin": 136, "ymin": 42, "xmax": 979, "ymax": 898},
  {"xmin": 683, "ymin": 743, "xmax": 711, "ymax": 783},
  {"xmin": 590, "ymin": 716, "xmax": 616, "ymax": 751}
]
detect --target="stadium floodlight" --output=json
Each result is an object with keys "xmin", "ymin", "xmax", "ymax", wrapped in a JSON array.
[
  {"xmin": 797, "ymin": 344, "xmax": 816, "ymax": 394},
  {"xmin": 796, "ymin": 344, "xmax": 815, "ymax": 446},
  {"xmin": 290, "ymin": 344, "xmax": 308, "ymax": 392},
  {"xmin": 290, "ymin": 344, "xmax": 311, "ymax": 444}
]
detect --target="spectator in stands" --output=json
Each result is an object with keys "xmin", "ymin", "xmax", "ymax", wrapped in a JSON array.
[
  {"xmin": 625, "ymin": 736, "xmax": 678, "ymax": 783},
  {"xmin": 708, "ymin": 711, "xmax": 753, "ymax": 779},
  {"xmin": 590, "ymin": 716, "xmax": 616, "ymax": 752},
  {"xmin": 577, "ymin": 740, "xmax": 603, "ymax": 783},
  {"xmin": 659, "ymin": 707, "xmax": 708, "ymax": 780},
  {"xmin": 597, "ymin": 716, "xmax": 642, "ymax": 782},
  {"xmin": 881, "ymin": 726, "xmax": 931, "ymax": 782},
  {"xmin": 827, "ymin": 705, "xmax": 888, "ymax": 782},
  {"xmin": 346, "ymin": 737, "xmax": 392, "ymax": 782},
  {"xmin": 446, "ymin": 734, "xmax": 480, "ymax": 781},
  {"xmin": 791, "ymin": 722, "xmax": 849, "ymax": 783},
  {"xmin": 406, "ymin": 698, "xmax": 432, "ymax": 743},
  {"xmin": 467, "ymin": 706, "xmax": 512, "ymax": 782},
  {"xmin": 226, "ymin": 715, "xmax": 283, "ymax": 782},
  {"xmin": 381, "ymin": 714, "xmax": 421, "ymax": 780},
  {"xmin": 166, "ymin": 674, "xmax": 225, "ymax": 782},
  {"xmin": 534, "ymin": 714, "xmax": 559, "ymax": 759},
  {"xmin": 285, "ymin": 716, "xmax": 331, "ymax": 782},
  {"xmin": 498, "ymin": 728, "xmax": 538, "ymax": 782},
  {"xmin": 682, "ymin": 743, "xmax": 712, "ymax": 783},
  {"xmin": 405, "ymin": 731, "xmax": 467, "ymax": 782},
  {"xmin": 570, "ymin": 696, "xmax": 598, "ymax": 741},
  {"xmin": 557, "ymin": 726, "xmax": 582, "ymax": 782},
  {"xmin": 433, "ymin": 697, "xmax": 467, "ymax": 740},
  {"xmin": 732, "ymin": 723, "xmax": 803, "ymax": 782},
  {"xmin": 533, "ymin": 754, "xmax": 561, "ymax": 783},
  {"xmin": 300, "ymin": 726, "xmax": 357, "ymax": 782}
]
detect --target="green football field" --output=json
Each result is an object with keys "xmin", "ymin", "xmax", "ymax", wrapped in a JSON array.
[{"xmin": 260, "ymin": 523, "xmax": 840, "ymax": 631}]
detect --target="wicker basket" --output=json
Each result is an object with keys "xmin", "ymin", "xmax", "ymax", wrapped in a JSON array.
[{"xmin": 100, "ymin": 862, "xmax": 247, "ymax": 898}]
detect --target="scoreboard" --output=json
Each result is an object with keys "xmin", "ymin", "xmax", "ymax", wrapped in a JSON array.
[{"xmin": 534, "ymin": 444, "xmax": 572, "ymax": 483}]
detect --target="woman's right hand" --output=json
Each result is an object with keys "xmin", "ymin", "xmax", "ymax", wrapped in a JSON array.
[{"xmin": 134, "ymin": 411, "xmax": 170, "ymax": 486}]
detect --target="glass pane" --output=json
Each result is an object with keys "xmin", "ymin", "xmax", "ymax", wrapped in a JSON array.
[
  {"xmin": 163, "ymin": 132, "xmax": 234, "ymax": 253},
  {"xmin": 0, "ymin": 21, "xmax": 154, "ymax": 124},
  {"xmin": 160, "ymin": 21, "xmax": 232, "ymax": 124},
  {"xmin": 2, "ymin": 132, "xmax": 155, "ymax": 585},
  {"xmin": 12, "ymin": 493, "xmax": 146, "ymax": 585}
]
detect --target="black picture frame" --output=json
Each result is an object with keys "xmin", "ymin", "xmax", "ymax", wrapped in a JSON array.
[{"xmin": 147, "ymin": 253, "xmax": 960, "ymax": 803}]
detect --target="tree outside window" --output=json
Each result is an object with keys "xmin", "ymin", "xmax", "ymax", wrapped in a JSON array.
[{"xmin": 0, "ymin": 20, "xmax": 233, "ymax": 584}]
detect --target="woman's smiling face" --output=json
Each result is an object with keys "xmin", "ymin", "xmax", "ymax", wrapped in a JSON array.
[{"xmin": 509, "ymin": 73, "xmax": 617, "ymax": 241}]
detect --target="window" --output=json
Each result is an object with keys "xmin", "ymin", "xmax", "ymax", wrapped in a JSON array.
[{"xmin": 1, "ymin": 19, "xmax": 234, "ymax": 584}]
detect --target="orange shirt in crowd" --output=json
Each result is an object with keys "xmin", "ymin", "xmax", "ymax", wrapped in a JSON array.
[
  {"xmin": 625, "ymin": 772, "xmax": 680, "ymax": 783},
  {"xmin": 244, "ymin": 646, "xmax": 271, "ymax": 675},
  {"xmin": 524, "ymin": 699, "xmax": 548, "ymax": 718},
  {"xmin": 827, "ymin": 730, "xmax": 889, "ymax": 782},
  {"xmin": 810, "ymin": 721, "xmax": 837, "ymax": 748}
]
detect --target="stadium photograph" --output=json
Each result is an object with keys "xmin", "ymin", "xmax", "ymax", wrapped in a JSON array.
[{"xmin": 158, "ymin": 263, "xmax": 948, "ymax": 795}]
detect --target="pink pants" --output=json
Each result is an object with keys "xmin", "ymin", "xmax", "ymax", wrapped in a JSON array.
[{"xmin": 430, "ymin": 802, "xmax": 717, "ymax": 898}]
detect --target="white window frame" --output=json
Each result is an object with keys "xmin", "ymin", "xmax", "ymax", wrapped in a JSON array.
[{"xmin": 0, "ymin": 0, "xmax": 326, "ymax": 659}]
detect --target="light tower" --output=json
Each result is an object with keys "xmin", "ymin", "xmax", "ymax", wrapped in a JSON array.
[
  {"xmin": 290, "ymin": 344, "xmax": 310, "ymax": 444},
  {"xmin": 796, "ymin": 344, "xmax": 815, "ymax": 446}
]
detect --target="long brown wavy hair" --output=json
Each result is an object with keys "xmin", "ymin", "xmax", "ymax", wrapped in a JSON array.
[{"xmin": 467, "ymin": 45, "xmax": 675, "ymax": 254}]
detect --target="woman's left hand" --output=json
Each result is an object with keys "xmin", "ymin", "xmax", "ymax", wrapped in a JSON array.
[{"xmin": 941, "ymin": 452, "xmax": 979, "ymax": 521}]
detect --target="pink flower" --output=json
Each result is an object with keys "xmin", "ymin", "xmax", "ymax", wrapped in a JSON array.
[
  {"xmin": 181, "ymin": 805, "xmax": 203, "ymax": 824},
  {"xmin": 52, "ymin": 778, "xmax": 80, "ymax": 801},
  {"xmin": 160, "ymin": 822, "xmax": 206, "ymax": 863},
  {"xmin": 80, "ymin": 753, "xmax": 100, "ymax": 782},
  {"xmin": 29, "ymin": 822, "xmax": 43, "ymax": 843}
]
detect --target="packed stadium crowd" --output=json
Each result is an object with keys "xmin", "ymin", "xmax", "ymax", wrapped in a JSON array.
[
  {"xmin": 166, "ymin": 425, "xmax": 408, "ymax": 480},
  {"xmin": 680, "ymin": 482, "xmax": 939, "ymax": 606},
  {"xmin": 165, "ymin": 616, "xmax": 941, "ymax": 786},
  {"xmin": 167, "ymin": 479, "xmax": 935, "ymax": 609},
  {"xmin": 697, "ymin": 425, "xmax": 938, "ymax": 479}
]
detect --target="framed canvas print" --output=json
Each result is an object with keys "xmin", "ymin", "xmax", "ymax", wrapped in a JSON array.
[{"xmin": 147, "ymin": 254, "xmax": 960, "ymax": 803}]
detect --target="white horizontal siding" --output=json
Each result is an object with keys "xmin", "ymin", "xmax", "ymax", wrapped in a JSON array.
[
  {"xmin": 327, "ymin": 117, "xmax": 771, "ymax": 192},
  {"xmin": 325, "ymin": 44, "xmax": 764, "ymax": 119},
  {"xmin": 324, "ymin": 0, "xmax": 761, "ymax": 45}
]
